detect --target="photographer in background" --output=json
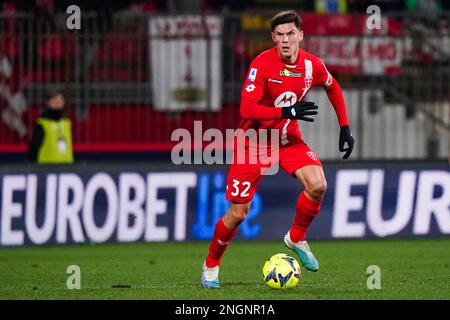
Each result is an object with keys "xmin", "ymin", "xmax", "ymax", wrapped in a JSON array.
[{"xmin": 28, "ymin": 90, "xmax": 74, "ymax": 164}]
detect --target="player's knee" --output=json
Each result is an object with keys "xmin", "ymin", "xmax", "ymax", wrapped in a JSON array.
[
  {"xmin": 230, "ymin": 207, "xmax": 248, "ymax": 222},
  {"xmin": 228, "ymin": 203, "xmax": 250, "ymax": 223},
  {"xmin": 307, "ymin": 180, "xmax": 327, "ymax": 200}
]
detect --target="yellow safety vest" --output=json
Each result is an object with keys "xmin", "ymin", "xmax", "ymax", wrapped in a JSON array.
[{"xmin": 37, "ymin": 117, "xmax": 74, "ymax": 164}]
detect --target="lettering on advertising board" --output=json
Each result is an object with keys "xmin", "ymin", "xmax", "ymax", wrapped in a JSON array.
[{"xmin": 0, "ymin": 167, "xmax": 449, "ymax": 246}]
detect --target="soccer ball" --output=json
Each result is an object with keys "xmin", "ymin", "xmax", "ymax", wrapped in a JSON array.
[{"xmin": 262, "ymin": 253, "xmax": 301, "ymax": 289}]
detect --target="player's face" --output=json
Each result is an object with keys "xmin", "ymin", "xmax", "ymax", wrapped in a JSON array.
[{"xmin": 271, "ymin": 23, "xmax": 303, "ymax": 63}]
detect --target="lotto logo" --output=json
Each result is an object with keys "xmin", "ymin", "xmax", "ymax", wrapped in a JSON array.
[
  {"xmin": 307, "ymin": 151, "xmax": 318, "ymax": 161},
  {"xmin": 290, "ymin": 108, "xmax": 296, "ymax": 117},
  {"xmin": 246, "ymin": 84, "xmax": 256, "ymax": 92},
  {"xmin": 217, "ymin": 239, "xmax": 232, "ymax": 246}
]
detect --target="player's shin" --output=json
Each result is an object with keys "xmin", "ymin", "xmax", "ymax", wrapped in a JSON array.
[
  {"xmin": 289, "ymin": 191, "xmax": 322, "ymax": 242},
  {"xmin": 205, "ymin": 218, "xmax": 238, "ymax": 268}
]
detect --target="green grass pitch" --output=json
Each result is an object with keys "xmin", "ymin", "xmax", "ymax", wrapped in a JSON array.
[{"xmin": 0, "ymin": 238, "xmax": 449, "ymax": 300}]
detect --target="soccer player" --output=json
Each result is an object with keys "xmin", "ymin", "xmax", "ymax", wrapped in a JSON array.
[{"xmin": 201, "ymin": 10, "xmax": 354, "ymax": 288}]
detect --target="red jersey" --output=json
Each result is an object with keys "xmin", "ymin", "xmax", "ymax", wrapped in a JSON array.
[{"xmin": 239, "ymin": 47, "xmax": 348, "ymax": 145}]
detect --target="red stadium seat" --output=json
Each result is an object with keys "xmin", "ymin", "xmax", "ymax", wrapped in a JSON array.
[
  {"xmin": 39, "ymin": 36, "xmax": 75, "ymax": 61},
  {"xmin": 0, "ymin": 37, "xmax": 20, "ymax": 59},
  {"xmin": 96, "ymin": 32, "xmax": 142, "ymax": 63}
]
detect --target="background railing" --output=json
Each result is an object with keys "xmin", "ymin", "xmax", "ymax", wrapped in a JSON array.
[{"xmin": 0, "ymin": 10, "xmax": 449, "ymax": 160}]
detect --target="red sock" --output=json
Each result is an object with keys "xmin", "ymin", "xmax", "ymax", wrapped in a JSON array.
[
  {"xmin": 289, "ymin": 192, "xmax": 322, "ymax": 242},
  {"xmin": 205, "ymin": 219, "xmax": 238, "ymax": 268}
]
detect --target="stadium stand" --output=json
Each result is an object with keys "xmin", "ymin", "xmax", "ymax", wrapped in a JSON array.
[{"xmin": 0, "ymin": 0, "xmax": 449, "ymax": 160}]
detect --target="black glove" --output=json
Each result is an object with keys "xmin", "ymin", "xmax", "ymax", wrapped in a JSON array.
[
  {"xmin": 339, "ymin": 125, "xmax": 354, "ymax": 159},
  {"xmin": 281, "ymin": 101, "xmax": 318, "ymax": 121}
]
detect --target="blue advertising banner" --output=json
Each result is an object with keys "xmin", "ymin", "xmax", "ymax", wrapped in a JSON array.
[{"xmin": 0, "ymin": 161, "xmax": 449, "ymax": 246}]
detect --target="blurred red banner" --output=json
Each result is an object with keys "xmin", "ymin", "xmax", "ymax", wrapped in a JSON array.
[{"xmin": 302, "ymin": 13, "xmax": 403, "ymax": 75}]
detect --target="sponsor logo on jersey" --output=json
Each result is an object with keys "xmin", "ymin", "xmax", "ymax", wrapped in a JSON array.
[
  {"xmin": 248, "ymin": 68, "xmax": 257, "ymax": 81},
  {"xmin": 274, "ymin": 91, "xmax": 297, "ymax": 107},
  {"xmin": 245, "ymin": 84, "xmax": 256, "ymax": 92},
  {"xmin": 279, "ymin": 69, "xmax": 302, "ymax": 77},
  {"xmin": 307, "ymin": 151, "xmax": 318, "ymax": 161},
  {"xmin": 268, "ymin": 78, "xmax": 283, "ymax": 84}
]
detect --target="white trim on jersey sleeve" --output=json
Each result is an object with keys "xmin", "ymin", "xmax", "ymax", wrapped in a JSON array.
[{"xmin": 321, "ymin": 61, "xmax": 333, "ymax": 87}]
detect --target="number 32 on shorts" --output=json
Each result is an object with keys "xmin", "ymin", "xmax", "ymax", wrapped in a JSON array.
[{"xmin": 230, "ymin": 179, "xmax": 251, "ymax": 198}]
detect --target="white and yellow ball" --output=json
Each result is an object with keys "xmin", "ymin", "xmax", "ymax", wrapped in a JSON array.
[{"xmin": 262, "ymin": 253, "xmax": 301, "ymax": 289}]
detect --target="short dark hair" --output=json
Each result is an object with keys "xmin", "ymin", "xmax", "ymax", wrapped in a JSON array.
[
  {"xmin": 45, "ymin": 89, "xmax": 63, "ymax": 101},
  {"xmin": 270, "ymin": 10, "xmax": 302, "ymax": 32}
]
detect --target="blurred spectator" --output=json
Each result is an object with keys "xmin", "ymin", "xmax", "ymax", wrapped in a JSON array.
[
  {"xmin": 164, "ymin": 0, "xmax": 206, "ymax": 13},
  {"xmin": 315, "ymin": 0, "xmax": 348, "ymax": 14},
  {"xmin": 28, "ymin": 90, "xmax": 74, "ymax": 164},
  {"xmin": 347, "ymin": 0, "xmax": 404, "ymax": 14},
  {"xmin": 406, "ymin": 0, "xmax": 443, "ymax": 29},
  {"xmin": 129, "ymin": 0, "xmax": 163, "ymax": 13},
  {"xmin": 207, "ymin": 0, "xmax": 255, "ymax": 12},
  {"xmin": 442, "ymin": 1, "xmax": 450, "ymax": 11},
  {"xmin": 347, "ymin": 0, "xmax": 366, "ymax": 12}
]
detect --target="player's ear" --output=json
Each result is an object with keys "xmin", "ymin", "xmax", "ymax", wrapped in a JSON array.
[
  {"xmin": 298, "ymin": 30, "xmax": 304, "ymax": 42},
  {"xmin": 271, "ymin": 32, "xmax": 276, "ymax": 43}
]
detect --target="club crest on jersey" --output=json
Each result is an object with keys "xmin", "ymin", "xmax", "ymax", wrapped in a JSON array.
[
  {"xmin": 307, "ymin": 151, "xmax": 318, "ymax": 161},
  {"xmin": 248, "ymin": 68, "xmax": 257, "ymax": 82},
  {"xmin": 275, "ymin": 91, "xmax": 298, "ymax": 107},
  {"xmin": 280, "ymin": 69, "xmax": 302, "ymax": 77},
  {"xmin": 305, "ymin": 76, "xmax": 313, "ymax": 87}
]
